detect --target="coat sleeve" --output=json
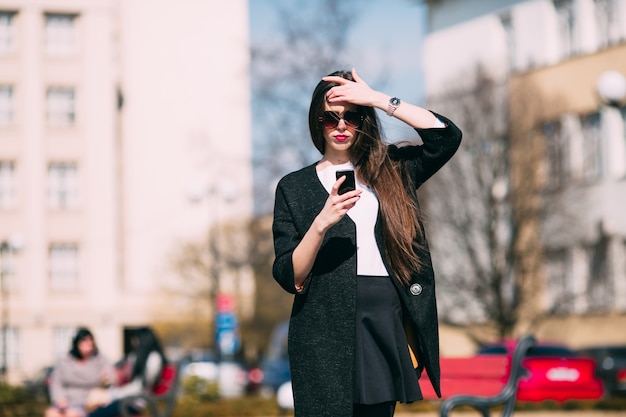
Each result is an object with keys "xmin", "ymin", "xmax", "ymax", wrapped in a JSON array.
[
  {"xmin": 272, "ymin": 181, "xmax": 308, "ymax": 295},
  {"xmin": 389, "ymin": 112, "xmax": 462, "ymax": 188}
]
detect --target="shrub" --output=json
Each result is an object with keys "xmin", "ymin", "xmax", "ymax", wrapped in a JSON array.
[
  {"xmin": 0, "ymin": 384, "xmax": 47, "ymax": 417},
  {"xmin": 0, "ymin": 383, "xmax": 29, "ymax": 404},
  {"xmin": 174, "ymin": 396, "xmax": 284, "ymax": 417},
  {"xmin": 179, "ymin": 375, "xmax": 220, "ymax": 402}
]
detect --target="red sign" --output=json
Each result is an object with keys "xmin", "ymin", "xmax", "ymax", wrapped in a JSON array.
[{"xmin": 216, "ymin": 293, "xmax": 234, "ymax": 312}]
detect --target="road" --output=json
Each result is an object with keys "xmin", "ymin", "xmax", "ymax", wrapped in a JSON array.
[
  {"xmin": 269, "ymin": 410, "xmax": 625, "ymax": 417},
  {"xmin": 395, "ymin": 412, "xmax": 624, "ymax": 417}
]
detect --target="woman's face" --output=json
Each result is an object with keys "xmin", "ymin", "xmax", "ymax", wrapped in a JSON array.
[
  {"xmin": 77, "ymin": 336, "xmax": 95, "ymax": 358},
  {"xmin": 321, "ymin": 101, "xmax": 361, "ymax": 159}
]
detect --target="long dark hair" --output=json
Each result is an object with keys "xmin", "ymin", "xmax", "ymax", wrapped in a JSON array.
[
  {"xmin": 128, "ymin": 327, "xmax": 167, "ymax": 380},
  {"xmin": 69, "ymin": 327, "xmax": 98, "ymax": 359},
  {"xmin": 308, "ymin": 70, "xmax": 426, "ymax": 284}
]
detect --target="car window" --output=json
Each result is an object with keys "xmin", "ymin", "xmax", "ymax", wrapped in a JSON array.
[
  {"xmin": 526, "ymin": 346, "xmax": 575, "ymax": 357},
  {"xmin": 477, "ymin": 346, "xmax": 508, "ymax": 355},
  {"xmin": 580, "ymin": 346, "xmax": 626, "ymax": 358},
  {"xmin": 267, "ymin": 322, "xmax": 289, "ymax": 360},
  {"xmin": 477, "ymin": 345, "xmax": 576, "ymax": 357},
  {"xmin": 606, "ymin": 347, "xmax": 626, "ymax": 356}
]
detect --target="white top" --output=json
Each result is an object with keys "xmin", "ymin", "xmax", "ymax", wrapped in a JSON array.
[
  {"xmin": 109, "ymin": 351, "xmax": 163, "ymax": 400},
  {"xmin": 317, "ymin": 162, "xmax": 389, "ymax": 276},
  {"xmin": 316, "ymin": 118, "xmax": 445, "ymax": 276}
]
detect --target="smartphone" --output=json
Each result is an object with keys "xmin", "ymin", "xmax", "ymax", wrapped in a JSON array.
[{"xmin": 336, "ymin": 170, "xmax": 356, "ymax": 195}]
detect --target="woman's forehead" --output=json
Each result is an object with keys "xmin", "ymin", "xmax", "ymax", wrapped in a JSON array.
[{"xmin": 324, "ymin": 101, "xmax": 357, "ymax": 113}]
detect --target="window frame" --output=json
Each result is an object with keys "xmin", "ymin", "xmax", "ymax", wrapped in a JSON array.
[
  {"xmin": 580, "ymin": 112, "xmax": 603, "ymax": 184},
  {"xmin": 586, "ymin": 236, "xmax": 612, "ymax": 313},
  {"xmin": 0, "ymin": 240, "xmax": 18, "ymax": 291},
  {"xmin": 48, "ymin": 242, "xmax": 80, "ymax": 291},
  {"xmin": 594, "ymin": 0, "xmax": 622, "ymax": 48},
  {"xmin": 47, "ymin": 161, "xmax": 79, "ymax": 210},
  {"xmin": 544, "ymin": 248, "xmax": 574, "ymax": 314},
  {"xmin": 46, "ymin": 87, "xmax": 76, "ymax": 127},
  {"xmin": 542, "ymin": 120, "xmax": 569, "ymax": 192},
  {"xmin": 0, "ymin": 85, "xmax": 13, "ymax": 125},
  {"xmin": 0, "ymin": 160, "xmax": 16, "ymax": 210},
  {"xmin": 0, "ymin": 11, "xmax": 16, "ymax": 54},
  {"xmin": 44, "ymin": 12, "xmax": 78, "ymax": 56},
  {"xmin": 53, "ymin": 326, "xmax": 77, "ymax": 358},
  {"xmin": 0, "ymin": 327, "xmax": 20, "ymax": 369},
  {"xmin": 554, "ymin": 0, "xmax": 576, "ymax": 59}
]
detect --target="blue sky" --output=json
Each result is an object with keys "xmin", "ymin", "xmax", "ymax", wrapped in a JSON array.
[{"xmin": 249, "ymin": 0, "xmax": 428, "ymax": 142}]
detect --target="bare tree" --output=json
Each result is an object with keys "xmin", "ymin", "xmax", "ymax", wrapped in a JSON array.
[
  {"xmin": 236, "ymin": 215, "xmax": 292, "ymax": 359},
  {"xmin": 422, "ymin": 67, "xmax": 547, "ymax": 339},
  {"xmin": 164, "ymin": 215, "xmax": 291, "ymax": 361},
  {"xmin": 251, "ymin": 0, "xmax": 364, "ymax": 214},
  {"xmin": 158, "ymin": 0, "xmax": 366, "ymax": 354}
]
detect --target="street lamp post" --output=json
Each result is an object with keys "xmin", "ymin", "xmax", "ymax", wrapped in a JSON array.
[
  {"xmin": 187, "ymin": 180, "xmax": 238, "ymax": 356},
  {"xmin": 596, "ymin": 70, "xmax": 626, "ymax": 107},
  {"xmin": 188, "ymin": 180, "xmax": 239, "ymax": 396}
]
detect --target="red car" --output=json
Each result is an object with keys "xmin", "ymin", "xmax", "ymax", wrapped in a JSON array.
[{"xmin": 478, "ymin": 340, "xmax": 604, "ymax": 402}]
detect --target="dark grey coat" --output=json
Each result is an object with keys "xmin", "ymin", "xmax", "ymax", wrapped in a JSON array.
[{"xmin": 272, "ymin": 113, "xmax": 462, "ymax": 417}]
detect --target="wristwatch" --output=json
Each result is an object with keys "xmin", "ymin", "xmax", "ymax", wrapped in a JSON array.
[{"xmin": 387, "ymin": 97, "xmax": 401, "ymax": 116}]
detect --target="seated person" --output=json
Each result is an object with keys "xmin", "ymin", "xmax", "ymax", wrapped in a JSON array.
[
  {"xmin": 87, "ymin": 327, "xmax": 167, "ymax": 417},
  {"xmin": 45, "ymin": 328, "xmax": 115, "ymax": 417}
]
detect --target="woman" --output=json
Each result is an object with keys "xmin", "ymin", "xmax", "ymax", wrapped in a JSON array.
[
  {"xmin": 45, "ymin": 328, "xmax": 115, "ymax": 417},
  {"xmin": 272, "ymin": 68, "xmax": 462, "ymax": 417},
  {"xmin": 87, "ymin": 327, "xmax": 167, "ymax": 417}
]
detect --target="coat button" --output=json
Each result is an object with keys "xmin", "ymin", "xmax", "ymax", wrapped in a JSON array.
[{"xmin": 410, "ymin": 283, "xmax": 422, "ymax": 296}]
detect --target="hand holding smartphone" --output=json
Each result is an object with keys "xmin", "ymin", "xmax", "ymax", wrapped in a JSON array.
[{"xmin": 336, "ymin": 170, "xmax": 356, "ymax": 195}]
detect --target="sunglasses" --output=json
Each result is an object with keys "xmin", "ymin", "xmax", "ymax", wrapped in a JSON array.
[{"xmin": 319, "ymin": 110, "xmax": 364, "ymax": 129}]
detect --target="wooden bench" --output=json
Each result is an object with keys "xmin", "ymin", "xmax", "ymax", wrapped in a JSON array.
[
  {"xmin": 437, "ymin": 335, "xmax": 536, "ymax": 417},
  {"xmin": 420, "ymin": 355, "xmax": 512, "ymax": 399},
  {"xmin": 119, "ymin": 362, "xmax": 181, "ymax": 417}
]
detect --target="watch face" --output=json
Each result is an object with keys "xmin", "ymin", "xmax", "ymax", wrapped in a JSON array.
[{"xmin": 390, "ymin": 97, "xmax": 401, "ymax": 106}]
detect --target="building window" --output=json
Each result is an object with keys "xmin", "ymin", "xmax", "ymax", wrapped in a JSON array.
[
  {"xmin": 0, "ymin": 161, "xmax": 16, "ymax": 209},
  {"xmin": 543, "ymin": 121, "xmax": 568, "ymax": 191},
  {"xmin": 44, "ymin": 13, "xmax": 76, "ymax": 55},
  {"xmin": 586, "ymin": 236, "xmax": 611, "ymax": 312},
  {"xmin": 595, "ymin": 0, "xmax": 622, "ymax": 48},
  {"xmin": 0, "ymin": 240, "xmax": 18, "ymax": 291},
  {"xmin": 544, "ymin": 249, "xmax": 573, "ymax": 314},
  {"xmin": 0, "ymin": 12, "xmax": 15, "ymax": 54},
  {"xmin": 49, "ymin": 243, "xmax": 79, "ymax": 291},
  {"xmin": 53, "ymin": 326, "xmax": 76, "ymax": 358},
  {"xmin": 47, "ymin": 162, "xmax": 78, "ymax": 209},
  {"xmin": 47, "ymin": 87, "xmax": 75, "ymax": 126},
  {"xmin": 0, "ymin": 327, "xmax": 20, "ymax": 369},
  {"xmin": 0, "ymin": 85, "xmax": 13, "ymax": 125},
  {"xmin": 581, "ymin": 112, "xmax": 603, "ymax": 183},
  {"xmin": 554, "ymin": 0, "xmax": 575, "ymax": 58}
]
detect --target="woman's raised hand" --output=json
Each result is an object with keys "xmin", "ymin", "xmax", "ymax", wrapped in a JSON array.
[{"xmin": 323, "ymin": 68, "xmax": 379, "ymax": 107}]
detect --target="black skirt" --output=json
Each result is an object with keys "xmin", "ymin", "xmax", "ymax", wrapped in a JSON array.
[{"xmin": 353, "ymin": 275, "xmax": 421, "ymax": 404}]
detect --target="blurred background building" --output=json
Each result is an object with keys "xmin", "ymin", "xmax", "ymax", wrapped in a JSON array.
[
  {"xmin": 422, "ymin": 0, "xmax": 626, "ymax": 355},
  {"xmin": 0, "ymin": 0, "xmax": 253, "ymax": 383}
]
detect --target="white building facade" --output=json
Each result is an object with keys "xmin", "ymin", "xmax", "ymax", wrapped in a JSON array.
[
  {"xmin": 0, "ymin": 0, "xmax": 253, "ymax": 383},
  {"xmin": 423, "ymin": 0, "xmax": 626, "ymax": 344}
]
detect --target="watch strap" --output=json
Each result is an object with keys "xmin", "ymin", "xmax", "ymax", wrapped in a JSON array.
[{"xmin": 387, "ymin": 97, "xmax": 401, "ymax": 116}]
